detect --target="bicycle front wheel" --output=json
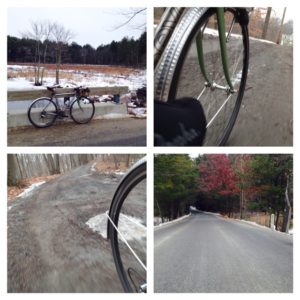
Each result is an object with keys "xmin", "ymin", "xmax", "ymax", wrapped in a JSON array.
[
  {"xmin": 155, "ymin": 8, "xmax": 249, "ymax": 146},
  {"xmin": 70, "ymin": 97, "xmax": 95, "ymax": 124},
  {"xmin": 27, "ymin": 97, "xmax": 58, "ymax": 128},
  {"xmin": 107, "ymin": 158, "xmax": 146, "ymax": 293}
]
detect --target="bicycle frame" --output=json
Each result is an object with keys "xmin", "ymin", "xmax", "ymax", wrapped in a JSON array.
[
  {"xmin": 154, "ymin": 7, "xmax": 235, "ymax": 94},
  {"xmin": 50, "ymin": 91, "xmax": 76, "ymax": 108}
]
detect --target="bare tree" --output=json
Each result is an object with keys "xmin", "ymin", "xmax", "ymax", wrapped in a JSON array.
[
  {"xmin": 112, "ymin": 8, "xmax": 146, "ymax": 31},
  {"xmin": 40, "ymin": 21, "xmax": 54, "ymax": 84},
  {"xmin": 22, "ymin": 21, "xmax": 44, "ymax": 85},
  {"xmin": 51, "ymin": 22, "xmax": 74, "ymax": 84},
  {"xmin": 22, "ymin": 20, "xmax": 54, "ymax": 85}
]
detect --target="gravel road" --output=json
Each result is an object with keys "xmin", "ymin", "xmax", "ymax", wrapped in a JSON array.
[{"xmin": 8, "ymin": 162, "xmax": 146, "ymax": 292}]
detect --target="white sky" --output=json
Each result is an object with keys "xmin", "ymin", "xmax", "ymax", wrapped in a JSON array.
[{"xmin": 7, "ymin": 7, "xmax": 146, "ymax": 48}]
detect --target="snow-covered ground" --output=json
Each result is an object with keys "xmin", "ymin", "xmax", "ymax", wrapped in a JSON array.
[
  {"xmin": 86, "ymin": 211, "xmax": 146, "ymax": 241},
  {"xmin": 7, "ymin": 64, "xmax": 146, "ymax": 92},
  {"xmin": 154, "ymin": 213, "xmax": 191, "ymax": 228}
]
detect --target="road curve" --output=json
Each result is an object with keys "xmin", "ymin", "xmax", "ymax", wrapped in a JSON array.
[{"xmin": 154, "ymin": 212, "xmax": 293, "ymax": 293}]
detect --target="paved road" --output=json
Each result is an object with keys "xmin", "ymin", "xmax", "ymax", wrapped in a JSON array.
[
  {"xmin": 7, "ymin": 117, "xmax": 146, "ymax": 146},
  {"xmin": 8, "ymin": 162, "xmax": 145, "ymax": 292},
  {"xmin": 154, "ymin": 213, "xmax": 293, "ymax": 293},
  {"xmin": 228, "ymin": 40, "xmax": 293, "ymax": 146},
  {"xmin": 174, "ymin": 38, "xmax": 292, "ymax": 146}
]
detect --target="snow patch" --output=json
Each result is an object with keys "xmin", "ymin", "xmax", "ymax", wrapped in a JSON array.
[
  {"xmin": 114, "ymin": 171, "xmax": 125, "ymax": 175},
  {"xmin": 86, "ymin": 212, "xmax": 146, "ymax": 241},
  {"xmin": 17, "ymin": 181, "xmax": 46, "ymax": 198},
  {"xmin": 154, "ymin": 213, "xmax": 191, "ymax": 228},
  {"xmin": 235, "ymin": 218, "xmax": 293, "ymax": 235},
  {"xmin": 94, "ymin": 113, "xmax": 130, "ymax": 120},
  {"xmin": 204, "ymin": 28, "xmax": 276, "ymax": 44},
  {"xmin": 91, "ymin": 162, "xmax": 97, "ymax": 172}
]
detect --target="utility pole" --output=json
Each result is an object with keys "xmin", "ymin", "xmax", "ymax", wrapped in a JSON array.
[
  {"xmin": 276, "ymin": 7, "xmax": 287, "ymax": 44},
  {"xmin": 262, "ymin": 7, "xmax": 272, "ymax": 39}
]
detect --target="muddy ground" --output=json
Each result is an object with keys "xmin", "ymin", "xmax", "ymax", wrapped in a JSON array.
[{"xmin": 7, "ymin": 162, "xmax": 146, "ymax": 292}]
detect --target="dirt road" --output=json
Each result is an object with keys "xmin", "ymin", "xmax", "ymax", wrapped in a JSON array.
[
  {"xmin": 7, "ymin": 117, "xmax": 146, "ymax": 147},
  {"xmin": 7, "ymin": 162, "xmax": 146, "ymax": 292}
]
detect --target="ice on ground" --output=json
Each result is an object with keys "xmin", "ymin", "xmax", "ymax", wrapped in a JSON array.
[
  {"xmin": 86, "ymin": 212, "xmax": 146, "ymax": 241},
  {"xmin": 17, "ymin": 181, "xmax": 46, "ymax": 198}
]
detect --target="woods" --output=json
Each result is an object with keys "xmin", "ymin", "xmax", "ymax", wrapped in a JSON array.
[
  {"xmin": 8, "ymin": 32, "xmax": 146, "ymax": 67},
  {"xmin": 7, "ymin": 154, "xmax": 143, "ymax": 186},
  {"xmin": 154, "ymin": 154, "xmax": 293, "ymax": 232}
]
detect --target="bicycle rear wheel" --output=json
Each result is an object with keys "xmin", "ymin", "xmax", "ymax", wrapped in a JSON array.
[
  {"xmin": 107, "ymin": 158, "xmax": 146, "ymax": 293},
  {"xmin": 155, "ymin": 8, "xmax": 249, "ymax": 145},
  {"xmin": 27, "ymin": 97, "xmax": 58, "ymax": 128},
  {"xmin": 70, "ymin": 97, "xmax": 95, "ymax": 124}
]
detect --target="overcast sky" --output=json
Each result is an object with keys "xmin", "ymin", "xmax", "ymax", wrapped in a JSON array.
[{"xmin": 7, "ymin": 7, "xmax": 146, "ymax": 48}]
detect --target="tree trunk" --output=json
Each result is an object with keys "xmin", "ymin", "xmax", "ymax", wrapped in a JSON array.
[
  {"xmin": 276, "ymin": 7, "xmax": 287, "ymax": 45},
  {"xmin": 56, "ymin": 45, "xmax": 62, "ymax": 84},
  {"xmin": 275, "ymin": 210, "xmax": 280, "ymax": 231},
  {"xmin": 126, "ymin": 154, "xmax": 131, "ymax": 167},
  {"xmin": 282, "ymin": 175, "xmax": 292, "ymax": 233},
  {"xmin": 262, "ymin": 7, "xmax": 272, "ymax": 39},
  {"xmin": 7, "ymin": 155, "xmax": 17, "ymax": 186}
]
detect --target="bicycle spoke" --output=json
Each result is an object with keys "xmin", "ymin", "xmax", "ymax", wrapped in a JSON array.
[
  {"xmin": 206, "ymin": 93, "xmax": 232, "ymax": 128},
  {"xmin": 106, "ymin": 212, "xmax": 147, "ymax": 272}
]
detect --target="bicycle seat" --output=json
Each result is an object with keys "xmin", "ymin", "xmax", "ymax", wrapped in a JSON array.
[{"xmin": 47, "ymin": 84, "xmax": 62, "ymax": 92}]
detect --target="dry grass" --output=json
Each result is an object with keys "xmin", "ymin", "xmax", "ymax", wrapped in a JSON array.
[
  {"xmin": 94, "ymin": 160, "xmax": 128, "ymax": 174},
  {"xmin": 8, "ymin": 174, "xmax": 59, "ymax": 202},
  {"xmin": 7, "ymin": 63, "xmax": 140, "ymax": 81}
]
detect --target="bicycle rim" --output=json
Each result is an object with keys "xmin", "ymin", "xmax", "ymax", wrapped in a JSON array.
[
  {"xmin": 108, "ymin": 160, "xmax": 146, "ymax": 293},
  {"xmin": 70, "ymin": 97, "xmax": 95, "ymax": 124},
  {"xmin": 156, "ymin": 8, "xmax": 249, "ymax": 146},
  {"xmin": 27, "ymin": 98, "xmax": 57, "ymax": 128}
]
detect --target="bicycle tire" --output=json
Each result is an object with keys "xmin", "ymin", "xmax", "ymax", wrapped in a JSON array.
[
  {"xmin": 155, "ymin": 8, "xmax": 249, "ymax": 146},
  {"xmin": 27, "ymin": 97, "xmax": 58, "ymax": 128},
  {"xmin": 70, "ymin": 97, "xmax": 95, "ymax": 124},
  {"xmin": 107, "ymin": 158, "xmax": 146, "ymax": 293}
]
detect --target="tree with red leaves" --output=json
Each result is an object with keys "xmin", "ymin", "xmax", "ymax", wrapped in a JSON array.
[{"xmin": 199, "ymin": 154, "xmax": 240, "ymax": 216}]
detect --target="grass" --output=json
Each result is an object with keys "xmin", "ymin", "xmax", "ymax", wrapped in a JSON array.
[{"xmin": 7, "ymin": 62, "xmax": 141, "ymax": 81}]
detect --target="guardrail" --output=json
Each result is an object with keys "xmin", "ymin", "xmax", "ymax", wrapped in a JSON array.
[{"xmin": 7, "ymin": 86, "xmax": 129, "ymax": 101}]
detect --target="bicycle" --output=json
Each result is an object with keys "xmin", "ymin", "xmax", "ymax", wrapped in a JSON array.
[
  {"xmin": 106, "ymin": 157, "xmax": 147, "ymax": 293},
  {"xmin": 154, "ymin": 7, "xmax": 250, "ymax": 146},
  {"xmin": 27, "ymin": 85, "xmax": 95, "ymax": 128}
]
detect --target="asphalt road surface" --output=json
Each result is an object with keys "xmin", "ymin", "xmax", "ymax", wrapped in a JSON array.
[
  {"xmin": 154, "ymin": 212, "xmax": 293, "ymax": 293},
  {"xmin": 7, "ymin": 117, "xmax": 146, "ymax": 146},
  {"xmin": 174, "ymin": 38, "xmax": 292, "ymax": 146}
]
